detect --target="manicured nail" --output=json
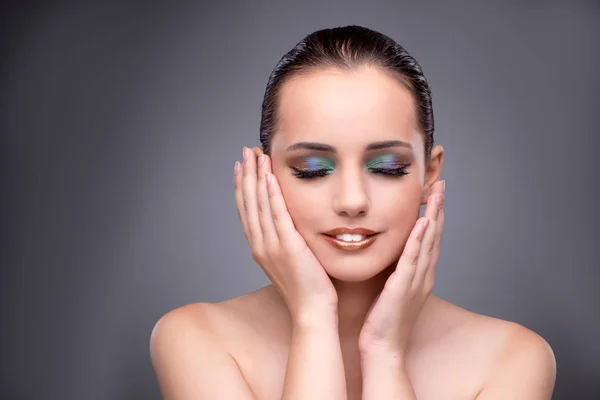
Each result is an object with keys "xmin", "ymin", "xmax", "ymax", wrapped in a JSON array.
[
  {"xmin": 258, "ymin": 154, "xmax": 265, "ymax": 166},
  {"xmin": 242, "ymin": 147, "xmax": 248, "ymax": 160},
  {"xmin": 234, "ymin": 161, "xmax": 240, "ymax": 175}
]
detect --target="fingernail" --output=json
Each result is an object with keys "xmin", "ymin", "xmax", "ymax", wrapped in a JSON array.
[
  {"xmin": 441, "ymin": 180, "xmax": 446, "ymax": 194},
  {"xmin": 266, "ymin": 173, "xmax": 272, "ymax": 185},
  {"xmin": 242, "ymin": 147, "xmax": 248, "ymax": 160},
  {"xmin": 258, "ymin": 154, "xmax": 265, "ymax": 166},
  {"xmin": 234, "ymin": 161, "xmax": 240, "ymax": 175}
]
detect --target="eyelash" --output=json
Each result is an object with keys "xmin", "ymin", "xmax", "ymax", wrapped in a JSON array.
[
  {"xmin": 290, "ymin": 166, "xmax": 410, "ymax": 179},
  {"xmin": 368, "ymin": 167, "xmax": 410, "ymax": 176},
  {"xmin": 291, "ymin": 167, "xmax": 331, "ymax": 179}
]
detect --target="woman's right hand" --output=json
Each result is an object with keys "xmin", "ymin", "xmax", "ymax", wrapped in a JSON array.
[{"xmin": 234, "ymin": 146, "xmax": 338, "ymax": 323}]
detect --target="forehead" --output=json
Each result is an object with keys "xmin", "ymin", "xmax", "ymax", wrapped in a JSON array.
[{"xmin": 273, "ymin": 66, "xmax": 420, "ymax": 151}]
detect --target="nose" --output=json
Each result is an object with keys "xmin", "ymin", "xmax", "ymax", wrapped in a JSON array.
[{"xmin": 332, "ymin": 169, "xmax": 369, "ymax": 218}]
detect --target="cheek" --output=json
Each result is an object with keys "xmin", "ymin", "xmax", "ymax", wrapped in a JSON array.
[
  {"xmin": 278, "ymin": 179, "xmax": 326, "ymax": 233},
  {"xmin": 379, "ymin": 185, "xmax": 421, "ymax": 222},
  {"xmin": 375, "ymin": 179, "xmax": 422, "ymax": 244}
]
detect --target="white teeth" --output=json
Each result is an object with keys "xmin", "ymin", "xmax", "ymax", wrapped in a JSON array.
[{"xmin": 335, "ymin": 234, "xmax": 366, "ymax": 242}]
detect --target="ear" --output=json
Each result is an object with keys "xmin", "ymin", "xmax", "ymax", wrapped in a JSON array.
[{"xmin": 420, "ymin": 144, "xmax": 444, "ymax": 205}]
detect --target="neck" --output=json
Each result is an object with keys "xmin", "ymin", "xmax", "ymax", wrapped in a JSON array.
[{"xmin": 331, "ymin": 263, "xmax": 396, "ymax": 341}]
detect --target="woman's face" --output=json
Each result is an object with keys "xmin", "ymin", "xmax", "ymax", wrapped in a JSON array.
[{"xmin": 270, "ymin": 66, "xmax": 432, "ymax": 282}]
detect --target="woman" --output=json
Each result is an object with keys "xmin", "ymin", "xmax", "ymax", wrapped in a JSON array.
[{"xmin": 150, "ymin": 25, "xmax": 556, "ymax": 399}]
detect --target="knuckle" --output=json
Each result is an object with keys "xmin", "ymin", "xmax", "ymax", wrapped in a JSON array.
[
  {"xmin": 250, "ymin": 247, "xmax": 263, "ymax": 262},
  {"xmin": 242, "ymin": 196, "xmax": 251, "ymax": 212},
  {"xmin": 427, "ymin": 243, "xmax": 435, "ymax": 256},
  {"xmin": 408, "ymin": 253, "xmax": 419, "ymax": 266},
  {"xmin": 271, "ymin": 210, "xmax": 281, "ymax": 222}
]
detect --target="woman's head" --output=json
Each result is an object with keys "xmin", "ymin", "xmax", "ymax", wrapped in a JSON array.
[{"xmin": 260, "ymin": 25, "xmax": 443, "ymax": 282}]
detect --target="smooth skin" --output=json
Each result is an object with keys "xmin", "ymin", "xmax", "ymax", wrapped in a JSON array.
[{"xmin": 150, "ymin": 67, "xmax": 556, "ymax": 399}]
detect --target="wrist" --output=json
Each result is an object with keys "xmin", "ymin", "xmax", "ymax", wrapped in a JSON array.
[
  {"xmin": 360, "ymin": 344, "xmax": 407, "ymax": 367},
  {"xmin": 292, "ymin": 305, "xmax": 338, "ymax": 331},
  {"xmin": 361, "ymin": 352, "xmax": 416, "ymax": 400}
]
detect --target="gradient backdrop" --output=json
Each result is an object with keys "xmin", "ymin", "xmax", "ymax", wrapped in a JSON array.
[{"xmin": 2, "ymin": 1, "xmax": 599, "ymax": 399}]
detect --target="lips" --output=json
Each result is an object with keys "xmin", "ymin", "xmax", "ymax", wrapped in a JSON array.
[
  {"xmin": 321, "ymin": 227, "xmax": 380, "ymax": 251},
  {"xmin": 322, "ymin": 227, "xmax": 378, "ymax": 236}
]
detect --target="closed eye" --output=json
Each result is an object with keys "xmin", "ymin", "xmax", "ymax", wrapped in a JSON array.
[
  {"xmin": 290, "ymin": 165, "xmax": 410, "ymax": 179},
  {"xmin": 367, "ymin": 166, "xmax": 410, "ymax": 176},
  {"xmin": 290, "ymin": 167, "xmax": 332, "ymax": 179}
]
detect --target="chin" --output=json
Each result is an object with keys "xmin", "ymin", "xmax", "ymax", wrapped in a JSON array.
[{"xmin": 323, "ymin": 260, "xmax": 387, "ymax": 282}]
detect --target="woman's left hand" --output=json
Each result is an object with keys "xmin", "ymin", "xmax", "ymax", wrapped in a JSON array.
[{"xmin": 358, "ymin": 180, "xmax": 446, "ymax": 359}]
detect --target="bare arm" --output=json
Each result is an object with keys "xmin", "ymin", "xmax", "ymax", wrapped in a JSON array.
[
  {"xmin": 282, "ymin": 310, "xmax": 347, "ymax": 400},
  {"xmin": 150, "ymin": 306, "xmax": 347, "ymax": 400},
  {"xmin": 361, "ymin": 325, "xmax": 556, "ymax": 400},
  {"xmin": 361, "ymin": 352, "xmax": 416, "ymax": 400}
]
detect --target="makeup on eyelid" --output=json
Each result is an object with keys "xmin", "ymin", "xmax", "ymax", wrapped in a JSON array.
[
  {"xmin": 366, "ymin": 154, "xmax": 406, "ymax": 170},
  {"xmin": 289, "ymin": 155, "xmax": 335, "ymax": 178},
  {"xmin": 303, "ymin": 156, "xmax": 335, "ymax": 171},
  {"xmin": 289, "ymin": 153, "xmax": 411, "ymax": 179}
]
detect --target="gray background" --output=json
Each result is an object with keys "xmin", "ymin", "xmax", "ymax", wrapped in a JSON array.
[{"xmin": 2, "ymin": 1, "xmax": 599, "ymax": 399}]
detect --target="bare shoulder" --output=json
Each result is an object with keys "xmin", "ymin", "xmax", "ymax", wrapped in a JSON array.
[
  {"xmin": 430, "ymin": 297, "xmax": 556, "ymax": 399},
  {"xmin": 151, "ymin": 284, "xmax": 286, "ymax": 340},
  {"xmin": 149, "ymin": 286, "xmax": 285, "ymax": 399},
  {"xmin": 201, "ymin": 284, "xmax": 290, "ymax": 345},
  {"xmin": 472, "ymin": 314, "xmax": 557, "ymax": 399}
]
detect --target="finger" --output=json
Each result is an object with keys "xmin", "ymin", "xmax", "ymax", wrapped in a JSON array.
[
  {"xmin": 413, "ymin": 192, "xmax": 442, "ymax": 288},
  {"xmin": 234, "ymin": 160, "xmax": 250, "ymax": 241},
  {"xmin": 424, "ymin": 181, "xmax": 443, "ymax": 219},
  {"xmin": 426, "ymin": 191, "xmax": 445, "ymax": 287},
  {"xmin": 256, "ymin": 153, "xmax": 279, "ymax": 247},
  {"xmin": 265, "ymin": 172, "xmax": 303, "ymax": 250},
  {"xmin": 396, "ymin": 217, "xmax": 431, "ymax": 284},
  {"xmin": 241, "ymin": 147, "xmax": 263, "ymax": 250},
  {"xmin": 422, "ymin": 180, "xmax": 441, "ymax": 205}
]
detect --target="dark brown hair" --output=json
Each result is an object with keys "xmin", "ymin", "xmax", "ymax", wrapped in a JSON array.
[{"xmin": 259, "ymin": 25, "xmax": 435, "ymax": 162}]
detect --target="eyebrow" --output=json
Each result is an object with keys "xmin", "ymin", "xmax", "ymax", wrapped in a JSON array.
[{"xmin": 286, "ymin": 140, "xmax": 413, "ymax": 152}]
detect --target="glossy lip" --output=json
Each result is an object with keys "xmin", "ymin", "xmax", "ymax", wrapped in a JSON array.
[
  {"xmin": 321, "ymin": 227, "xmax": 380, "ymax": 251},
  {"xmin": 322, "ymin": 227, "xmax": 378, "ymax": 236}
]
